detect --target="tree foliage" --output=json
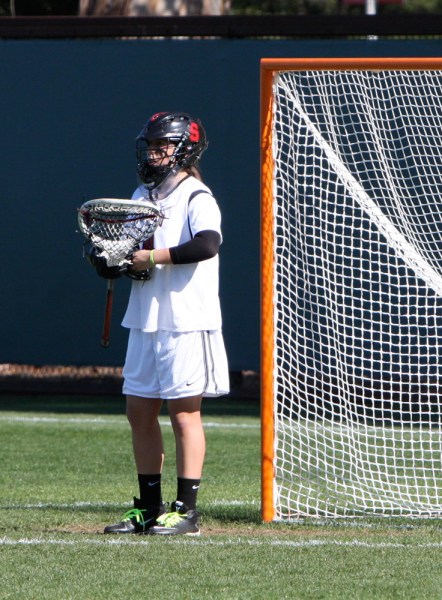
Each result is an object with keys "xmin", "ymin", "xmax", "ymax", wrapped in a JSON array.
[
  {"xmin": 1, "ymin": 0, "xmax": 442, "ymax": 17},
  {"xmin": 5, "ymin": 0, "xmax": 78, "ymax": 14}
]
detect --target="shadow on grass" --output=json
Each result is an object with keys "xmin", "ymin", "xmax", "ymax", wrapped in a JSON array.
[
  {"xmin": 201, "ymin": 504, "xmax": 262, "ymax": 525},
  {"xmin": 0, "ymin": 394, "xmax": 260, "ymax": 418},
  {"xmin": 0, "ymin": 502, "xmax": 263, "ymax": 529},
  {"xmin": 0, "ymin": 502, "xmax": 261, "ymax": 523}
]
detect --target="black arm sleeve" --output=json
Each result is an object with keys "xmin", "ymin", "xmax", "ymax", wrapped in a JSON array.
[{"xmin": 169, "ymin": 230, "xmax": 221, "ymax": 265}]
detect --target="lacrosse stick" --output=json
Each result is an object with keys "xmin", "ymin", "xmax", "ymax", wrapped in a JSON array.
[{"xmin": 78, "ymin": 197, "xmax": 164, "ymax": 347}]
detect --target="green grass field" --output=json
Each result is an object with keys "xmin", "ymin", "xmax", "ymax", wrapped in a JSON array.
[{"xmin": 1, "ymin": 393, "xmax": 442, "ymax": 599}]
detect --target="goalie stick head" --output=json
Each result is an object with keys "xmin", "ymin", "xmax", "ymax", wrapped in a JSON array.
[
  {"xmin": 77, "ymin": 197, "xmax": 164, "ymax": 267},
  {"xmin": 135, "ymin": 111, "xmax": 208, "ymax": 190}
]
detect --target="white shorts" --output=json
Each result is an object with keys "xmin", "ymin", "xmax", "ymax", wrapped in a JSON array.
[{"xmin": 122, "ymin": 329, "xmax": 230, "ymax": 400}]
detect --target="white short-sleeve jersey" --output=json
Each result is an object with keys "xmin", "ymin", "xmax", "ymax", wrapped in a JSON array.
[{"xmin": 121, "ymin": 176, "xmax": 223, "ymax": 332}]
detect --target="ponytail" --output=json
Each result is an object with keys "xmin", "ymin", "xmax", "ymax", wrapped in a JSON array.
[{"xmin": 185, "ymin": 165, "xmax": 203, "ymax": 181}]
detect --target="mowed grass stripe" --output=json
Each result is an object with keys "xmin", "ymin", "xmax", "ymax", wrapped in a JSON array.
[
  {"xmin": 0, "ymin": 414, "xmax": 259, "ymax": 428},
  {"xmin": 3, "ymin": 536, "xmax": 442, "ymax": 549}
]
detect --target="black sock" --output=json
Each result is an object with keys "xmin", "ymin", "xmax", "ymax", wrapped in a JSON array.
[
  {"xmin": 138, "ymin": 473, "xmax": 162, "ymax": 508},
  {"xmin": 176, "ymin": 477, "xmax": 201, "ymax": 511}
]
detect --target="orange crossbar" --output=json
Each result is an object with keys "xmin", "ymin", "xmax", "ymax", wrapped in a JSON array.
[
  {"xmin": 259, "ymin": 56, "xmax": 442, "ymax": 523},
  {"xmin": 261, "ymin": 57, "xmax": 442, "ymax": 72}
]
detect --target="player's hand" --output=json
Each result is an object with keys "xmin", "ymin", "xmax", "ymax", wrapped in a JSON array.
[
  {"xmin": 84, "ymin": 244, "xmax": 122, "ymax": 279},
  {"xmin": 131, "ymin": 249, "xmax": 150, "ymax": 271}
]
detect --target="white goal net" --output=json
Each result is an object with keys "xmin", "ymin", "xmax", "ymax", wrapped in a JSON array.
[{"xmin": 262, "ymin": 60, "xmax": 442, "ymax": 519}]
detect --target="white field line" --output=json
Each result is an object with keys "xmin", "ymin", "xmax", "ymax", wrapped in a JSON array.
[
  {"xmin": 1, "ymin": 536, "xmax": 442, "ymax": 549},
  {"xmin": 0, "ymin": 415, "xmax": 259, "ymax": 429},
  {"xmin": 4, "ymin": 415, "xmax": 438, "ymax": 439},
  {"xmin": 0, "ymin": 499, "xmax": 258, "ymax": 510}
]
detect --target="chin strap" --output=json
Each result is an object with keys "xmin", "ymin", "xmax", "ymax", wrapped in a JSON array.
[{"xmin": 144, "ymin": 168, "xmax": 187, "ymax": 199}]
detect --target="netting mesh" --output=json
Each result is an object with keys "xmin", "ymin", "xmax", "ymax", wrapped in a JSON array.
[
  {"xmin": 271, "ymin": 69, "xmax": 442, "ymax": 518},
  {"xmin": 78, "ymin": 199, "xmax": 163, "ymax": 267}
]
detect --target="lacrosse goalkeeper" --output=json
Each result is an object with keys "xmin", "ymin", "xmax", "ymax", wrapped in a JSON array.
[{"xmin": 93, "ymin": 112, "xmax": 229, "ymax": 536}]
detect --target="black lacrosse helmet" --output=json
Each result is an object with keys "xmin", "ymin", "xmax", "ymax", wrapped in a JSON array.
[{"xmin": 136, "ymin": 111, "xmax": 208, "ymax": 190}]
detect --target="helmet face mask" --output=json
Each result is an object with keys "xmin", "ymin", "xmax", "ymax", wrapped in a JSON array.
[
  {"xmin": 136, "ymin": 138, "xmax": 177, "ymax": 189},
  {"xmin": 136, "ymin": 112, "xmax": 208, "ymax": 190}
]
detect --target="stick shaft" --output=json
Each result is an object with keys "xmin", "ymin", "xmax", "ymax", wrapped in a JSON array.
[{"xmin": 100, "ymin": 279, "xmax": 115, "ymax": 348}]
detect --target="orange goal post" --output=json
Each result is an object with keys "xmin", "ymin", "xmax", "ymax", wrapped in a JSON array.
[{"xmin": 261, "ymin": 57, "xmax": 442, "ymax": 522}]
